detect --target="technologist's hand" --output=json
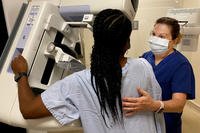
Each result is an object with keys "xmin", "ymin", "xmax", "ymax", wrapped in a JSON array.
[
  {"xmin": 122, "ymin": 88, "xmax": 155, "ymax": 117},
  {"xmin": 11, "ymin": 55, "xmax": 28, "ymax": 74}
]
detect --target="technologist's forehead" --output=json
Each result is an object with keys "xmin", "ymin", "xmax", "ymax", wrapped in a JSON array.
[{"xmin": 153, "ymin": 24, "xmax": 171, "ymax": 37}]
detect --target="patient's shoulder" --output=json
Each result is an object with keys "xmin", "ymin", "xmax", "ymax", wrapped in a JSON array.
[{"xmin": 128, "ymin": 58, "xmax": 152, "ymax": 70}]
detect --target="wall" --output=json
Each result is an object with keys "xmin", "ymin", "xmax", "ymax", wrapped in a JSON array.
[
  {"xmin": 182, "ymin": 0, "xmax": 200, "ymax": 108},
  {"xmin": 81, "ymin": 29, "xmax": 93, "ymax": 68},
  {"xmin": 181, "ymin": 0, "xmax": 200, "ymax": 133}
]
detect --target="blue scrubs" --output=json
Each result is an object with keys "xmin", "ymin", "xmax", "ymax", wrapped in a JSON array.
[{"xmin": 142, "ymin": 49, "xmax": 195, "ymax": 133}]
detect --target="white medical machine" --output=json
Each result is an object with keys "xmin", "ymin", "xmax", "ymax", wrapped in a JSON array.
[
  {"xmin": 0, "ymin": 0, "xmax": 138, "ymax": 131},
  {"xmin": 167, "ymin": 8, "xmax": 200, "ymax": 51}
]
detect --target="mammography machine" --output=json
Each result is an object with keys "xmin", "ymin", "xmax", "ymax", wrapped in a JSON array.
[{"xmin": 0, "ymin": 0, "xmax": 138, "ymax": 131}]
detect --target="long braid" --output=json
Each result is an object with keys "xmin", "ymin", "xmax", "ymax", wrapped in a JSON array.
[{"xmin": 91, "ymin": 9, "xmax": 132, "ymax": 124}]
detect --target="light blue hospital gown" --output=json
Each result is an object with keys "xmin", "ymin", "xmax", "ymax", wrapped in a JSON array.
[{"xmin": 41, "ymin": 58, "xmax": 166, "ymax": 133}]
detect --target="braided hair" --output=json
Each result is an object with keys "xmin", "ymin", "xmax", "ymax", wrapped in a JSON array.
[{"xmin": 91, "ymin": 9, "xmax": 132, "ymax": 124}]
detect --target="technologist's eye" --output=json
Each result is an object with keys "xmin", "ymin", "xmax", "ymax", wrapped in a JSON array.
[{"xmin": 158, "ymin": 35, "xmax": 166, "ymax": 39}]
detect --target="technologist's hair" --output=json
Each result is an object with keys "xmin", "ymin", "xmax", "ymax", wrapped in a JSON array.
[
  {"xmin": 155, "ymin": 17, "xmax": 180, "ymax": 40},
  {"xmin": 90, "ymin": 9, "xmax": 132, "ymax": 125}
]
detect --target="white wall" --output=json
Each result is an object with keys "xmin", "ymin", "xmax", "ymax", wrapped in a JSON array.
[
  {"xmin": 182, "ymin": 0, "xmax": 200, "ymax": 108},
  {"xmin": 81, "ymin": 29, "xmax": 93, "ymax": 68},
  {"xmin": 181, "ymin": 0, "xmax": 200, "ymax": 133}
]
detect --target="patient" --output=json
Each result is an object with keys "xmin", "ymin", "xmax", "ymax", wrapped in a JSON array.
[{"xmin": 11, "ymin": 9, "xmax": 165, "ymax": 133}]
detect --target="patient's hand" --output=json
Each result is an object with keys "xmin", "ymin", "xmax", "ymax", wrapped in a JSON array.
[
  {"xmin": 11, "ymin": 55, "xmax": 28, "ymax": 74},
  {"xmin": 122, "ymin": 88, "xmax": 156, "ymax": 117}
]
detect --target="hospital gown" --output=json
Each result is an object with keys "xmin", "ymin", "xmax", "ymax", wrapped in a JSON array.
[{"xmin": 41, "ymin": 58, "xmax": 166, "ymax": 133}]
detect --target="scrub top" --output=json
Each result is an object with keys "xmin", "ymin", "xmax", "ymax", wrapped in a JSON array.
[
  {"xmin": 41, "ymin": 58, "xmax": 166, "ymax": 133},
  {"xmin": 142, "ymin": 50, "xmax": 195, "ymax": 133}
]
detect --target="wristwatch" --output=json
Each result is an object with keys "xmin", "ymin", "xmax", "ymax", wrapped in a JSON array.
[
  {"xmin": 156, "ymin": 101, "xmax": 164, "ymax": 113},
  {"xmin": 14, "ymin": 72, "xmax": 28, "ymax": 82}
]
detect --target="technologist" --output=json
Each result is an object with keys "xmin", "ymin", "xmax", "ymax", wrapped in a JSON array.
[{"xmin": 122, "ymin": 17, "xmax": 195, "ymax": 133}]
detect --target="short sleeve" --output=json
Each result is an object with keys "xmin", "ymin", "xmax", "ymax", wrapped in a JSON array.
[
  {"xmin": 171, "ymin": 63, "xmax": 195, "ymax": 99},
  {"xmin": 41, "ymin": 75, "xmax": 80, "ymax": 125}
]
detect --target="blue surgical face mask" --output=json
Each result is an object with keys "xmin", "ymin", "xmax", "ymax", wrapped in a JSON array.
[{"xmin": 148, "ymin": 36, "xmax": 169, "ymax": 55}]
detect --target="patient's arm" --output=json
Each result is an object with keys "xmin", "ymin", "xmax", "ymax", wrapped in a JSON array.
[{"xmin": 11, "ymin": 55, "xmax": 51, "ymax": 119}]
